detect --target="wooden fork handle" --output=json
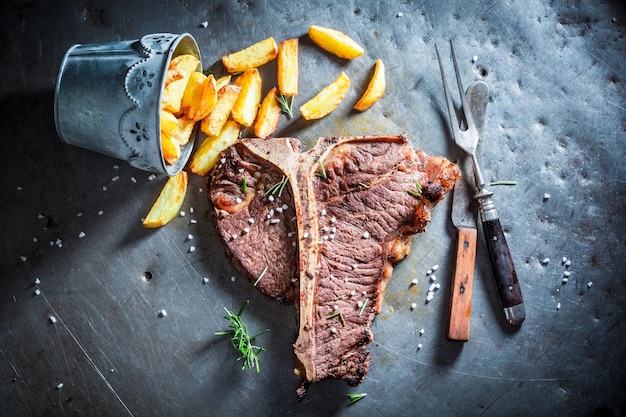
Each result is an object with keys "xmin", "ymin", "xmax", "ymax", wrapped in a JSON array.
[{"xmin": 448, "ymin": 227, "xmax": 477, "ymax": 341}]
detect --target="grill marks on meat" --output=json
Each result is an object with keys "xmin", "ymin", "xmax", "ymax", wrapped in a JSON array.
[{"xmin": 208, "ymin": 135, "xmax": 460, "ymax": 398}]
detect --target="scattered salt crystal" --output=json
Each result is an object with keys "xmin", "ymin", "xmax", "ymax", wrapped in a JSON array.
[
  {"xmin": 410, "ymin": 303, "xmax": 417, "ymax": 310},
  {"xmin": 287, "ymin": 232, "xmax": 294, "ymax": 238},
  {"xmin": 357, "ymin": 300, "xmax": 364, "ymax": 308},
  {"xmin": 426, "ymin": 292, "xmax": 434, "ymax": 302},
  {"xmin": 159, "ymin": 309, "xmax": 167, "ymax": 317},
  {"xmin": 562, "ymin": 277, "xmax": 569, "ymax": 284},
  {"xmin": 556, "ymin": 302, "xmax": 561, "ymax": 310},
  {"xmin": 562, "ymin": 257, "xmax": 568, "ymax": 264},
  {"xmin": 202, "ymin": 277, "xmax": 209, "ymax": 284},
  {"xmin": 179, "ymin": 211, "xmax": 186, "ymax": 217},
  {"xmin": 20, "ymin": 256, "xmax": 27, "ymax": 262},
  {"xmin": 130, "ymin": 177, "xmax": 137, "ymax": 183},
  {"xmin": 330, "ymin": 327, "xmax": 337, "ymax": 334},
  {"xmin": 352, "ymin": 264, "xmax": 358, "ymax": 270},
  {"xmin": 351, "ymin": 290, "xmax": 356, "ymax": 296},
  {"xmin": 563, "ymin": 271, "xmax": 570, "ymax": 277},
  {"xmin": 148, "ymin": 174, "xmax": 156, "ymax": 181},
  {"xmin": 201, "ymin": 21, "xmax": 208, "ymax": 28},
  {"xmin": 270, "ymin": 219, "xmax": 280, "ymax": 224},
  {"xmin": 34, "ymin": 289, "xmax": 41, "ymax": 296},
  {"xmin": 189, "ymin": 207, "xmax": 194, "ymax": 214},
  {"xmin": 434, "ymin": 283, "xmax": 441, "ymax": 289},
  {"xmin": 426, "ymin": 269, "xmax": 432, "ymax": 275},
  {"xmin": 238, "ymin": 168, "xmax": 244, "ymax": 174},
  {"xmin": 220, "ymin": 158, "xmax": 226, "ymax": 164},
  {"xmin": 276, "ymin": 207, "xmax": 283, "ymax": 213},
  {"xmin": 419, "ymin": 328, "xmax": 425, "ymax": 335},
  {"xmin": 542, "ymin": 258, "xmax": 550, "ymax": 265},
  {"xmin": 330, "ymin": 217, "xmax": 336, "ymax": 223},
  {"xmin": 431, "ymin": 264, "xmax": 439, "ymax": 271},
  {"xmin": 543, "ymin": 193, "xmax": 551, "ymax": 200},
  {"xmin": 113, "ymin": 164, "xmax": 119, "ymax": 169},
  {"xmin": 78, "ymin": 232, "xmax": 85, "ymax": 238},
  {"xmin": 362, "ymin": 290, "xmax": 367, "ymax": 295},
  {"xmin": 303, "ymin": 232, "xmax": 309, "ymax": 239},
  {"xmin": 38, "ymin": 214, "xmax": 45, "ymax": 219},
  {"xmin": 49, "ymin": 316, "xmax": 57, "ymax": 324},
  {"xmin": 77, "ymin": 212, "xmax": 83, "ymax": 217},
  {"xmin": 292, "ymin": 241, "xmax": 296, "ymax": 246},
  {"xmin": 17, "ymin": 186, "xmax": 23, "ymax": 191},
  {"xmin": 243, "ymin": 227, "xmax": 250, "ymax": 233},
  {"xmin": 33, "ymin": 237, "xmax": 38, "ymax": 242},
  {"xmin": 587, "ymin": 281, "xmax": 593, "ymax": 289},
  {"xmin": 56, "ymin": 382, "xmax": 64, "ymax": 390},
  {"xmin": 49, "ymin": 241, "xmax": 55, "ymax": 246},
  {"xmin": 492, "ymin": 236, "xmax": 498, "ymax": 241},
  {"xmin": 282, "ymin": 204, "xmax": 288, "ymax": 210},
  {"xmin": 35, "ymin": 278, "xmax": 41, "ymax": 284},
  {"xmin": 417, "ymin": 343, "xmax": 423, "ymax": 350},
  {"xmin": 187, "ymin": 234, "xmax": 194, "ymax": 241},
  {"xmin": 363, "ymin": 231, "xmax": 370, "ymax": 239},
  {"xmin": 248, "ymin": 218, "xmax": 255, "ymax": 224},
  {"xmin": 268, "ymin": 195, "xmax": 275, "ymax": 202},
  {"xmin": 410, "ymin": 278, "xmax": 418, "ymax": 286},
  {"xmin": 102, "ymin": 186, "xmax": 108, "ymax": 191},
  {"xmin": 430, "ymin": 275, "xmax": 437, "ymax": 282},
  {"xmin": 321, "ymin": 209, "xmax": 327, "ymax": 216},
  {"xmin": 472, "ymin": 55, "xmax": 478, "ymax": 63},
  {"xmin": 190, "ymin": 219, "xmax": 198, "ymax": 224},
  {"xmin": 428, "ymin": 283, "xmax": 437, "ymax": 292},
  {"xmin": 98, "ymin": 210, "xmax": 104, "ymax": 215},
  {"xmin": 112, "ymin": 176, "xmax": 119, "ymax": 182},
  {"xmin": 565, "ymin": 260, "xmax": 571, "ymax": 267},
  {"xmin": 231, "ymin": 276, "xmax": 236, "ymax": 282},
  {"xmin": 189, "ymin": 246, "xmax": 196, "ymax": 253},
  {"xmin": 397, "ymin": 12, "xmax": 403, "ymax": 17}
]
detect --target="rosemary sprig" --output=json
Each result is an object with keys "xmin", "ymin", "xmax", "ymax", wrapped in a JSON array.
[
  {"xmin": 327, "ymin": 311, "xmax": 346, "ymax": 326},
  {"xmin": 276, "ymin": 94, "xmax": 294, "ymax": 119},
  {"xmin": 359, "ymin": 298, "xmax": 369, "ymax": 317},
  {"xmin": 490, "ymin": 180, "xmax": 517, "ymax": 186},
  {"xmin": 359, "ymin": 182, "xmax": 370, "ymax": 188},
  {"xmin": 315, "ymin": 161, "xmax": 327, "ymax": 180},
  {"xmin": 346, "ymin": 392, "xmax": 367, "ymax": 405},
  {"xmin": 407, "ymin": 182, "xmax": 422, "ymax": 198},
  {"xmin": 242, "ymin": 177, "xmax": 247, "ymax": 193},
  {"xmin": 215, "ymin": 300, "xmax": 269, "ymax": 372},
  {"xmin": 254, "ymin": 266, "xmax": 268, "ymax": 287},
  {"xmin": 264, "ymin": 175, "xmax": 289, "ymax": 197}
]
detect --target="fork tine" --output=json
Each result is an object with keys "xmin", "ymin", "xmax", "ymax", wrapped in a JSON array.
[
  {"xmin": 449, "ymin": 40, "xmax": 477, "ymax": 133},
  {"xmin": 435, "ymin": 42, "xmax": 461, "ymax": 141}
]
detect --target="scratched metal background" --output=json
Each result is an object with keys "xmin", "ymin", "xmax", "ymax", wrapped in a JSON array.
[{"xmin": 0, "ymin": 1, "xmax": 625, "ymax": 416}]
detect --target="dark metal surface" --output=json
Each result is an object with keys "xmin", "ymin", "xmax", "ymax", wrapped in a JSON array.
[{"xmin": 1, "ymin": 1, "xmax": 625, "ymax": 416}]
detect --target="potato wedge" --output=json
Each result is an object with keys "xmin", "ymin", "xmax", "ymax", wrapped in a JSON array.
[
  {"xmin": 221, "ymin": 37, "xmax": 278, "ymax": 73},
  {"xmin": 162, "ymin": 54, "xmax": 201, "ymax": 113},
  {"xmin": 354, "ymin": 59, "xmax": 386, "ymax": 111},
  {"xmin": 142, "ymin": 170, "xmax": 188, "ymax": 228},
  {"xmin": 181, "ymin": 73, "xmax": 217, "ymax": 121},
  {"xmin": 171, "ymin": 117, "xmax": 196, "ymax": 146},
  {"xmin": 200, "ymin": 84, "xmax": 241, "ymax": 137},
  {"xmin": 189, "ymin": 120, "xmax": 240, "ymax": 176},
  {"xmin": 160, "ymin": 110, "xmax": 179, "ymax": 138},
  {"xmin": 254, "ymin": 87, "xmax": 282, "ymax": 138},
  {"xmin": 299, "ymin": 72, "xmax": 350, "ymax": 120},
  {"xmin": 308, "ymin": 25, "xmax": 364, "ymax": 60},
  {"xmin": 216, "ymin": 75, "xmax": 232, "ymax": 90},
  {"xmin": 277, "ymin": 38, "xmax": 299, "ymax": 96},
  {"xmin": 161, "ymin": 133, "xmax": 181, "ymax": 165},
  {"xmin": 232, "ymin": 69, "xmax": 262, "ymax": 127}
]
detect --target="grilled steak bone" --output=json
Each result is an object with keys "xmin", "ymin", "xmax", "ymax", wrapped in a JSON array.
[{"xmin": 209, "ymin": 135, "xmax": 459, "ymax": 398}]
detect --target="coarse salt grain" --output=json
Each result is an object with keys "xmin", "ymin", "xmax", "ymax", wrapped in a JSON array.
[
  {"xmin": 330, "ymin": 217, "xmax": 336, "ymax": 223},
  {"xmin": 35, "ymin": 278, "xmax": 41, "ymax": 284},
  {"xmin": 201, "ymin": 21, "xmax": 208, "ymax": 28},
  {"xmin": 410, "ymin": 303, "xmax": 417, "ymax": 310},
  {"xmin": 411, "ymin": 278, "xmax": 418, "ymax": 286},
  {"xmin": 235, "ymin": 197, "xmax": 243, "ymax": 204},
  {"xmin": 562, "ymin": 257, "xmax": 568, "ymax": 264},
  {"xmin": 543, "ymin": 193, "xmax": 551, "ymax": 200},
  {"xmin": 431, "ymin": 264, "xmax": 439, "ymax": 271},
  {"xmin": 189, "ymin": 207, "xmax": 194, "ymax": 214},
  {"xmin": 303, "ymin": 232, "xmax": 309, "ymax": 239},
  {"xmin": 112, "ymin": 176, "xmax": 119, "ymax": 182},
  {"xmin": 159, "ymin": 309, "xmax": 167, "ymax": 317},
  {"xmin": 130, "ymin": 177, "xmax": 137, "ymax": 183},
  {"xmin": 282, "ymin": 204, "xmax": 288, "ymax": 210},
  {"xmin": 363, "ymin": 231, "xmax": 370, "ymax": 239},
  {"xmin": 190, "ymin": 219, "xmax": 198, "ymax": 224},
  {"xmin": 38, "ymin": 214, "xmax": 45, "ymax": 219},
  {"xmin": 587, "ymin": 281, "xmax": 593, "ymax": 288},
  {"xmin": 49, "ymin": 316, "xmax": 57, "ymax": 324},
  {"xmin": 357, "ymin": 300, "xmax": 363, "ymax": 308},
  {"xmin": 321, "ymin": 209, "xmax": 326, "ymax": 216},
  {"xmin": 78, "ymin": 232, "xmax": 85, "ymax": 238},
  {"xmin": 102, "ymin": 186, "xmax": 108, "ymax": 191},
  {"xmin": 248, "ymin": 218, "xmax": 255, "ymax": 224},
  {"xmin": 419, "ymin": 328, "xmax": 425, "ymax": 335},
  {"xmin": 562, "ymin": 277, "xmax": 569, "ymax": 284},
  {"xmin": 20, "ymin": 256, "xmax": 27, "ymax": 262},
  {"xmin": 556, "ymin": 302, "xmax": 561, "ymax": 310},
  {"xmin": 330, "ymin": 327, "xmax": 337, "ymax": 334},
  {"xmin": 148, "ymin": 174, "xmax": 156, "ymax": 181},
  {"xmin": 563, "ymin": 271, "xmax": 570, "ymax": 277},
  {"xmin": 180, "ymin": 211, "xmax": 186, "ymax": 217},
  {"xmin": 56, "ymin": 382, "xmax": 64, "ymax": 390},
  {"xmin": 542, "ymin": 258, "xmax": 550, "ymax": 265},
  {"xmin": 187, "ymin": 234, "xmax": 194, "ymax": 241},
  {"xmin": 270, "ymin": 219, "xmax": 280, "ymax": 224},
  {"xmin": 202, "ymin": 277, "xmax": 209, "ymax": 284},
  {"xmin": 417, "ymin": 344, "xmax": 423, "ymax": 350},
  {"xmin": 565, "ymin": 260, "xmax": 571, "ymax": 267},
  {"xmin": 189, "ymin": 246, "xmax": 196, "ymax": 253},
  {"xmin": 430, "ymin": 275, "xmax": 437, "ymax": 282},
  {"xmin": 220, "ymin": 158, "xmax": 226, "ymax": 164},
  {"xmin": 243, "ymin": 227, "xmax": 250, "ymax": 233},
  {"xmin": 33, "ymin": 237, "xmax": 38, "ymax": 242},
  {"xmin": 34, "ymin": 289, "xmax": 41, "ymax": 296},
  {"xmin": 231, "ymin": 276, "xmax": 236, "ymax": 282},
  {"xmin": 98, "ymin": 210, "xmax": 104, "ymax": 215},
  {"xmin": 268, "ymin": 195, "xmax": 275, "ymax": 202}
]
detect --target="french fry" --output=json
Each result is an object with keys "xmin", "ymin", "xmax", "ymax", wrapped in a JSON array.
[
  {"xmin": 308, "ymin": 25, "xmax": 364, "ymax": 60},
  {"xmin": 189, "ymin": 120, "xmax": 241, "ymax": 176},
  {"xmin": 232, "ymin": 69, "xmax": 262, "ymax": 127},
  {"xmin": 299, "ymin": 72, "xmax": 350, "ymax": 120},
  {"xmin": 221, "ymin": 37, "xmax": 278, "ymax": 73},
  {"xmin": 254, "ymin": 87, "xmax": 282, "ymax": 138},
  {"xmin": 354, "ymin": 59, "xmax": 386, "ymax": 111},
  {"xmin": 142, "ymin": 170, "xmax": 188, "ymax": 228},
  {"xmin": 181, "ymin": 73, "xmax": 218, "ymax": 121},
  {"xmin": 200, "ymin": 84, "xmax": 241, "ymax": 137},
  {"xmin": 277, "ymin": 38, "xmax": 299, "ymax": 96}
]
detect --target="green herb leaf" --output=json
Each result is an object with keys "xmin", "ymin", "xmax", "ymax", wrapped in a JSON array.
[
  {"xmin": 327, "ymin": 311, "xmax": 346, "ymax": 326},
  {"xmin": 215, "ymin": 300, "xmax": 269, "ymax": 372},
  {"xmin": 346, "ymin": 392, "xmax": 367, "ymax": 405},
  {"xmin": 359, "ymin": 182, "xmax": 370, "ymax": 188},
  {"xmin": 490, "ymin": 180, "xmax": 517, "ymax": 186},
  {"xmin": 254, "ymin": 266, "xmax": 268, "ymax": 287},
  {"xmin": 276, "ymin": 95, "xmax": 294, "ymax": 119},
  {"xmin": 408, "ymin": 182, "xmax": 422, "ymax": 198},
  {"xmin": 264, "ymin": 175, "xmax": 289, "ymax": 197},
  {"xmin": 359, "ymin": 298, "xmax": 369, "ymax": 317},
  {"xmin": 315, "ymin": 160, "xmax": 327, "ymax": 180},
  {"xmin": 242, "ymin": 177, "xmax": 247, "ymax": 193}
]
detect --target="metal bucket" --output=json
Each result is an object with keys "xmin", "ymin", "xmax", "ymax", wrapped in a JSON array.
[{"xmin": 54, "ymin": 33, "xmax": 201, "ymax": 175}]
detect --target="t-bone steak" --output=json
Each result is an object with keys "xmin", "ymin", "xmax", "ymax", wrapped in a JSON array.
[{"xmin": 208, "ymin": 135, "xmax": 460, "ymax": 398}]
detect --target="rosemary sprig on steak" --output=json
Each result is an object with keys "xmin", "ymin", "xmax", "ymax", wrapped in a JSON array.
[{"xmin": 215, "ymin": 300, "xmax": 269, "ymax": 372}]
